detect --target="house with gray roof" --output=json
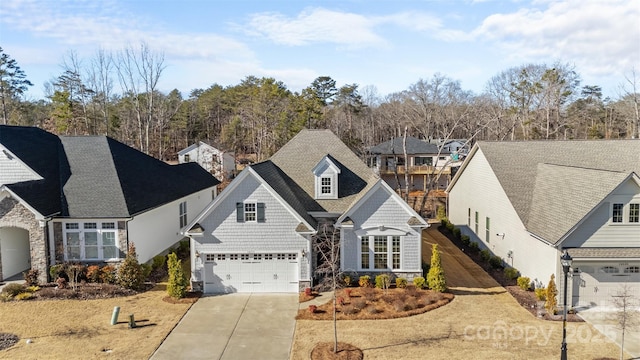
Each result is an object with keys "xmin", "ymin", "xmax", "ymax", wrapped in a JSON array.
[
  {"xmin": 0, "ymin": 125, "xmax": 219, "ymax": 284},
  {"xmin": 447, "ymin": 140, "xmax": 640, "ymax": 308},
  {"xmin": 369, "ymin": 136, "xmax": 456, "ymax": 192},
  {"xmin": 183, "ymin": 129, "xmax": 428, "ymax": 293}
]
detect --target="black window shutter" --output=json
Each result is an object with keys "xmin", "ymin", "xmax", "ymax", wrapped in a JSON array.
[
  {"xmin": 257, "ymin": 203, "xmax": 265, "ymax": 222},
  {"xmin": 236, "ymin": 203, "xmax": 244, "ymax": 222}
]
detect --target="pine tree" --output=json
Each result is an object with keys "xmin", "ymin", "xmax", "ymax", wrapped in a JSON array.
[
  {"xmin": 545, "ymin": 274, "xmax": 558, "ymax": 315},
  {"xmin": 117, "ymin": 243, "xmax": 144, "ymax": 290},
  {"xmin": 427, "ymin": 244, "xmax": 447, "ymax": 292},
  {"xmin": 167, "ymin": 252, "xmax": 188, "ymax": 299}
]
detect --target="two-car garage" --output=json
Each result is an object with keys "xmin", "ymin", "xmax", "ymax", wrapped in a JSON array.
[{"xmin": 202, "ymin": 252, "xmax": 299, "ymax": 293}]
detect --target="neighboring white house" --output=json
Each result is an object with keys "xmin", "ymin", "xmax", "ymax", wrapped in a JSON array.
[
  {"xmin": 0, "ymin": 125, "xmax": 219, "ymax": 284},
  {"xmin": 447, "ymin": 140, "xmax": 640, "ymax": 308},
  {"xmin": 178, "ymin": 141, "xmax": 235, "ymax": 181},
  {"xmin": 183, "ymin": 129, "xmax": 428, "ymax": 293}
]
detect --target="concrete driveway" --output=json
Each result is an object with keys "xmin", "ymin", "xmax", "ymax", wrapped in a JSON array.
[
  {"xmin": 150, "ymin": 293, "xmax": 299, "ymax": 360},
  {"xmin": 578, "ymin": 307, "xmax": 640, "ymax": 359}
]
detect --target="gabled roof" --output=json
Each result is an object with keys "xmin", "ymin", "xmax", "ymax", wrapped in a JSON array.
[
  {"xmin": 0, "ymin": 125, "xmax": 219, "ymax": 218},
  {"xmin": 369, "ymin": 136, "xmax": 443, "ymax": 155},
  {"xmin": 449, "ymin": 139, "xmax": 640, "ymax": 244},
  {"xmin": 178, "ymin": 141, "xmax": 219, "ymax": 156},
  {"xmin": 269, "ymin": 129, "xmax": 376, "ymax": 214}
]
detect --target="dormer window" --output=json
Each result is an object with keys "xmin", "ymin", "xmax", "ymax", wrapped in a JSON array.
[{"xmin": 313, "ymin": 155, "xmax": 341, "ymax": 199}]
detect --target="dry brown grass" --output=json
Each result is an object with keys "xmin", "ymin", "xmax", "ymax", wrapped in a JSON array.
[
  {"xmin": 296, "ymin": 287, "xmax": 454, "ymax": 321},
  {"xmin": 290, "ymin": 228, "xmax": 624, "ymax": 360},
  {"xmin": 0, "ymin": 283, "xmax": 192, "ymax": 359}
]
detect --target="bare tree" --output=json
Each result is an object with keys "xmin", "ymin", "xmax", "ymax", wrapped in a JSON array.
[{"xmin": 611, "ymin": 285, "xmax": 639, "ymax": 360}]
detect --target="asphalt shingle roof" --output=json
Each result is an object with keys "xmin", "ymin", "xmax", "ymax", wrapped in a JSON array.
[
  {"xmin": 474, "ymin": 140, "xmax": 640, "ymax": 244},
  {"xmin": 369, "ymin": 136, "xmax": 443, "ymax": 155},
  {"xmin": 1, "ymin": 125, "xmax": 219, "ymax": 218}
]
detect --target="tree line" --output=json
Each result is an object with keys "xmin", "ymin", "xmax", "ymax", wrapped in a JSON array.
[{"xmin": 1, "ymin": 44, "xmax": 639, "ymax": 163}]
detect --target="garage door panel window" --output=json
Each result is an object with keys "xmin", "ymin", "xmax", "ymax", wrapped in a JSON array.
[
  {"xmin": 64, "ymin": 222, "xmax": 119, "ymax": 261},
  {"xmin": 624, "ymin": 266, "xmax": 639, "ymax": 273},
  {"xmin": 361, "ymin": 235, "xmax": 403, "ymax": 270},
  {"xmin": 600, "ymin": 266, "xmax": 619, "ymax": 273}
]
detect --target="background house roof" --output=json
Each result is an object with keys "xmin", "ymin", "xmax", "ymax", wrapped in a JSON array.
[
  {"xmin": 1, "ymin": 125, "xmax": 219, "ymax": 218},
  {"xmin": 475, "ymin": 140, "xmax": 640, "ymax": 243},
  {"xmin": 269, "ymin": 129, "xmax": 376, "ymax": 214},
  {"xmin": 369, "ymin": 136, "xmax": 443, "ymax": 155}
]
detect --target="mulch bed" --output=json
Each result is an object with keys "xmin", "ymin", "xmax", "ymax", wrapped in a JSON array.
[
  {"xmin": 439, "ymin": 226, "xmax": 583, "ymax": 322},
  {"xmin": 311, "ymin": 342, "xmax": 364, "ymax": 360},
  {"xmin": 0, "ymin": 333, "xmax": 19, "ymax": 351}
]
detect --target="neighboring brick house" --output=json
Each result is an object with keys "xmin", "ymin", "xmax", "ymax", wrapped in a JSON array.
[
  {"xmin": 0, "ymin": 125, "xmax": 219, "ymax": 284},
  {"xmin": 183, "ymin": 129, "xmax": 428, "ymax": 293}
]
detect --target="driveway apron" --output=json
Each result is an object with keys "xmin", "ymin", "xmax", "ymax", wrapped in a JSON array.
[{"xmin": 150, "ymin": 293, "xmax": 298, "ymax": 360}]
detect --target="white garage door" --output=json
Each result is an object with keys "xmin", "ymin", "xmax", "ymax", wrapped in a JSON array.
[
  {"xmin": 572, "ymin": 263, "xmax": 640, "ymax": 308},
  {"xmin": 203, "ymin": 253, "xmax": 299, "ymax": 293}
]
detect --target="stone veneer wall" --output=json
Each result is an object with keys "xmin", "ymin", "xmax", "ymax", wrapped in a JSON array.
[{"xmin": 0, "ymin": 196, "xmax": 48, "ymax": 284}]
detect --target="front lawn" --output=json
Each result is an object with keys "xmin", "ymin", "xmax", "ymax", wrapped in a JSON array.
[{"xmin": 0, "ymin": 282, "xmax": 193, "ymax": 359}]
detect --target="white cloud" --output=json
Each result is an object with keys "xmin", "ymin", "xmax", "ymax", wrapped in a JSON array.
[{"xmin": 473, "ymin": 0, "xmax": 640, "ymax": 76}]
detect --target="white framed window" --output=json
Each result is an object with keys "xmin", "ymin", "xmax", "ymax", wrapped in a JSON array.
[
  {"xmin": 630, "ymin": 203, "xmax": 639, "ymax": 223},
  {"xmin": 244, "ymin": 203, "xmax": 256, "ymax": 222},
  {"xmin": 360, "ymin": 235, "xmax": 402, "ymax": 270},
  {"xmin": 611, "ymin": 202, "xmax": 640, "ymax": 224},
  {"xmin": 321, "ymin": 177, "xmax": 332, "ymax": 194},
  {"xmin": 179, "ymin": 201, "xmax": 188, "ymax": 227},
  {"xmin": 474, "ymin": 211, "xmax": 479, "ymax": 234},
  {"xmin": 467, "ymin": 208, "xmax": 471, "ymax": 226},
  {"xmin": 63, "ymin": 222, "xmax": 119, "ymax": 261},
  {"xmin": 612, "ymin": 203, "xmax": 623, "ymax": 223},
  {"xmin": 485, "ymin": 217, "xmax": 490, "ymax": 243},
  {"xmin": 184, "ymin": 154, "xmax": 190, "ymax": 162}
]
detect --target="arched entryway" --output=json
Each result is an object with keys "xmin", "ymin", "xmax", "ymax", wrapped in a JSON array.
[{"xmin": 0, "ymin": 226, "xmax": 31, "ymax": 281}]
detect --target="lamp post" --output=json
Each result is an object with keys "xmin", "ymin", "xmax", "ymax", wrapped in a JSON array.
[{"xmin": 560, "ymin": 250, "xmax": 573, "ymax": 360}]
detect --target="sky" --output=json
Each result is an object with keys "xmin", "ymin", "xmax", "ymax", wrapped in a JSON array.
[{"xmin": 1, "ymin": 0, "xmax": 638, "ymax": 101}]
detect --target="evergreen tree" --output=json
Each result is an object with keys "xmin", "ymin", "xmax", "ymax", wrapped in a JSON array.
[
  {"xmin": 0, "ymin": 47, "xmax": 33, "ymax": 124},
  {"xmin": 167, "ymin": 252, "xmax": 188, "ymax": 299},
  {"xmin": 545, "ymin": 274, "xmax": 558, "ymax": 315},
  {"xmin": 117, "ymin": 243, "xmax": 144, "ymax": 290},
  {"xmin": 427, "ymin": 244, "xmax": 447, "ymax": 292}
]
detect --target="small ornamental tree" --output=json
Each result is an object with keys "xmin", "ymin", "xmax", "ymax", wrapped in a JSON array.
[
  {"xmin": 118, "ymin": 243, "xmax": 145, "ymax": 290},
  {"xmin": 545, "ymin": 274, "xmax": 558, "ymax": 315},
  {"xmin": 427, "ymin": 244, "xmax": 447, "ymax": 292},
  {"xmin": 167, "ymin": 252, "xmax": 188, "ymax": 299}
]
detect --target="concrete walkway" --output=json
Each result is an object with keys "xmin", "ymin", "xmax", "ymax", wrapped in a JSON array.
[
  {"xmin": 150, "ymin": 293, "xmax": 299, "ymax": 360},
  {"xmin": 578, "ymin": 307, "xmax": 640, "ymax": 359}
]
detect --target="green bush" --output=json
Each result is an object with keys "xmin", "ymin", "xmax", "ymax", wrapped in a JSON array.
[
  {"xmin": 152, "ymin": 255, "xmax": 166, "ymax": 270},
  {"xmin": 117, "ymin": 243, "xmax": 145, "ymax": 290},
  {"xmin": 49, "ymin": 263, "xmax": 68, "ymax": 280},
  {"xmin": 461, "ymin": 235, "xmax": 470, "ymax": 246},
  {"xmin": 167, "ymin": 252, "xmax": 188, "ymax": 299},
  {"xmin": 446, "ymin": 221, "xmax": 455, "ymax": 232},
  {"xmin": 358, "ymin": 275, "xmax": 370, "ymax": 287},
  {"xmin": 452, "ymin": 227, "xmax": 461, "ymax": 240},
  {"xmin": 413, "ymin": 276, "xmax": 426, "ymax": 289},
  {"xmin": 375, "ymin": 274, "xmax": 391, "ymax": 289},
  {"xmin": 517, "ymin": 276, "xmax": 531, "ymax": 291},
  {"xmin": 480, "ymin": 249, "xmax": 491, "ymax": 262},
  {"xmin": 436, "ymin": 205, "xmax": 446, "ymax": 221},
  {"xmin": 504, "ymin": 267, "xmax": 520, "ymax": 280},
  {"xmin": 395, "ymin": 277, "xmax": 407, "ymax": 288},
  {"xmin": 141, "ymin": 263, "xmax": 153, "ymax": 281},
  {"xmin": 342, "ymin": 275, "xmax": 352, "ymax": 287},
  {"xmin": 100, "ymin": 265, "xmax": 117, "ymax": 284},
  {"xmin": 535, "ymin": 288, "xmax": 547, "ymax": 301},
  {"xmin": 489, "ymin": 255, "xmax": 503, "ymax": 269},
  {"xmin": 1, "ymin": 283, "xmax": 25, "ymax": 298},
  {"xmin": 469, "ymin": 242, "xmax": 479, "ymax": 253},
  {"xmin": 427, "ymin": 244, "xmax": 447, "ymax": 292},
  {"xmin": 545, "ymin": 274, "xmax": 558, "ymax": 315}
]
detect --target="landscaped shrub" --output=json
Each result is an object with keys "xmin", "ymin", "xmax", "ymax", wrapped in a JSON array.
[
  {"xmin": 446, "ymin": 221, "xmax": 455, "ymax": 233},
  {"xmin": 358, "ymin": 275, "xmax": 371, "ymax": 287},
  {"xmin": 413, "ymin": 276, "xmax": 426, "ymax": 289},
  {"xmin": 469, "ymin": 242, "xmax": 479, "ymax": 253},
  {"xmin": 118, "ymin": 243, "xmax": 145, "ymax": 290},
  {"xmin": 352, "ymin": 298, "xmax": 366, "ymax": 310},
  {"xmin": 15, "ymin": 292, "xmax": 34, "ymax": 301},
  {"xmin": 141, "ymin": 263, "xmax": 153, "ymax": 281},
  {"xmin": 489, "ymin": 255, "xmax": 504, "ymax": 269},
  {"xmin": 341, "ymin": 305, "xmax": 358, "ymax": 315},
  {"xmin": 427, "ymin": 244, "xmax": 447, "ymax": 292},
  {"xmin": 49, "ymin": 263, "xmax": 68, "ymax": 281},
  {"xmin": 452, "ymin": 227, "xmax": 461, "ymax": 241},
  {"xmin": 26, "ymin": 286, "xmax": 40, "ymax": 292},
  {"xmin": 342, "ymin": 275, "xmax": 352, "ymax": 287},
  {"xmin": 66, "ymin": 263, "xmax": 86, "ymax": 290},
  {"xmin": 56, "ymin": 277, "xmax": 68, "ymax": 289},
  {"xmin": 308, "ymin": 304, "xmax": 317, "ymax": 313},
  {"xmin": 86, "ymin": 265, "xmax": 101, "ymax": 283},
  {"xmin": 517, "ymin": 276, "xmax": 531, "ymax": 291},
  {"xmin": 480, "ymin": 249, "xmax": 491, "ymax": 262},
  {"xmin": 100, "ymin": 265, "xmax": 117, "ymax": 284},
  {"xmin": 1, "ymin": 283, "xmax": 25, "ymax": 298},
  {"xmin": 535, "ymin": 288, "xmax": 547, "ymax": 301},
  {"xmin": 461, "ymin": 234, "xmax": 471, "ymax": 246},
  {"xmin": 375, "ymin": 274, "xmax": 391, "ymax": 289},
  {"xmin": 304, "ymin": 287, "xmax": 312, "ymax": 296},
  {"xmin": 23, "ymin": 269, "xmax": 39, "ymax": 286},
  {"xmin": 503, "ymin": 267, "xmax": 520, "ymax": 280},
  {"xmin": 152, "ymin": 255, "xmax": 166, "ymax": 270},
  {"xmin": 167, "ymin": 252, "xmax": 188, "ymax": 299},
  {"xmin": 436, "ymin": 205, "xmax": 446, "ymax": 221},
  {"xmin": 175, "ymin": 240, "xmax": 190, "ymax": 259},
  {"xmin": 545, "ymin": 274, "xmax": 558, "ymax": 315},
  {"xmin": 395, "ymin": 277, "xmax": 407, "ymax": 288}
]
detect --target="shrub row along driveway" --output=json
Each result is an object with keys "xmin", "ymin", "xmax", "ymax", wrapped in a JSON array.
[{"xmin": 290, "ymin": 227, "xmax": 622, "ymax": 360}]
